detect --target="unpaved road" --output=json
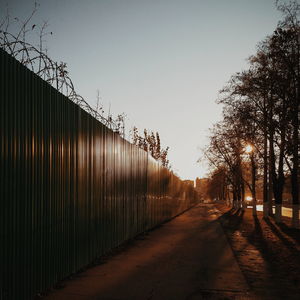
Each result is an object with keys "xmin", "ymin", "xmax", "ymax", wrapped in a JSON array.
[{"xmin": 45, "ymin": 204, "xmax": 250, "ymax": 300}]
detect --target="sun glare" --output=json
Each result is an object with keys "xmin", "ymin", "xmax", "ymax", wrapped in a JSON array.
[{"xmin": 245, "ymin": 144, "xmax": 253, "ymax": 153}]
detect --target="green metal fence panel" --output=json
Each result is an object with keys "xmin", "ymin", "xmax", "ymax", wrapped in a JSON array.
[{"xmin": 0, "ymin": 49, "xmax": 199, "ymax": 299}]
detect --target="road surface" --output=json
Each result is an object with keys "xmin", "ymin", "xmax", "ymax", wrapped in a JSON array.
[{"xmin": 45, "ymin": 204, "xmax": 250, "ymax": 300}]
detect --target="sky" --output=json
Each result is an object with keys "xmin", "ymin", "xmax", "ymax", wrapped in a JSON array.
[{"xmin": 0, "ymin": 0, "xmax": 284, "ymax": 180}]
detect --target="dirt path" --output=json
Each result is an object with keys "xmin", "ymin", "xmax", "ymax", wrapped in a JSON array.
[{"xmin": 44, "ymin": 204, "xmax": 250, "ymax": 300}]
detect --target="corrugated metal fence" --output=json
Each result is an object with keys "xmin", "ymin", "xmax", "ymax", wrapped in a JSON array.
[{"xmin": 0, "ymin": 49, "xmax": 199, "ymax": 299}]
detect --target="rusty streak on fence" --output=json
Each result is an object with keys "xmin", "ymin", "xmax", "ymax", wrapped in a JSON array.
[{"xmin": 0, "ymin": 49, "xmax": 199, "ymax": 299}]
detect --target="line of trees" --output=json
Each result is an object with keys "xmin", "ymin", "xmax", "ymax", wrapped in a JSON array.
[{"xmin": 202, "ymin": 1, "xmax": 299, "ymax": 228}]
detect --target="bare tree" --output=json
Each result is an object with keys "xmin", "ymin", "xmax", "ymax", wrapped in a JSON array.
[{"xmin": 131, "ymin": 127, "xmax": 170, "ymax": 169}]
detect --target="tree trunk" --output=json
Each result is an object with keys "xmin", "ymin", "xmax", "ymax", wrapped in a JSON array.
[
  {"xmin": 269, "ymin": 129, "xmax": 281, "ymax": 222},
  {"xmin": 268, "ymin": 97, "xmax": 274, "ymax": 216},
  {"xmin": 270, "ymin": 132, "xmax": 285, "ymax": 223},
  {"xmin": 268, "ymin": 148, "xmax": 273, "ymax": 216},
  {"xmin": 233, "ymin": 188, "xmax": 237, "ymax": 209},
  {"xmin": 226, "ymin": 187, "xmax": 230, "ymax": 206},
  {"xmin": 291, "ymin": 147, "xmax": 299, "ymax": 228},
  {"xmin": 251, "ymin": 154, "xmax": 257, "ymax": 216},
  {"xmin": 241, "ymin": 177, "xmax": 246, "ymax": 211},
  {"xmin": 263, "ymin": 98, "xmax": 269, "ymax": 217},
  {"xmin": 269, "ymin": 98, "xmax": 286, "ymax": 223},
  {"xmin": 291, "ymin": 94, "xmax": 299, "ymax": 228},
  {"xmin": 237, "ymin": 162, "xmax": 243, "ymax": 210}
]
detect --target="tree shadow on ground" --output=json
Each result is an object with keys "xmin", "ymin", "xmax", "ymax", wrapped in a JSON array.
[
  {"xmin": 218, "ymin": 208, "xmax": 244, "ymax": 233},
  {"xmin": 264, "ymin": 218, "xmax": 300, "ymax": 254},
  {"xmin": 276, "ymin": 220, "xmax": 300, "ymax": 244},
  {"xmin": 240, "ymin": 216, "xmax": 294, "ymax": 299},
  {"xmin": 217, "ymin": 204, "xmax": 300, "ymax": 292},
  {"xmin": 249, "ymin": 216, "xmax": 271, "ymax": 252}
]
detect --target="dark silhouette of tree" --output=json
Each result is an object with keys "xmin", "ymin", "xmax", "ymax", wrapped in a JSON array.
[{"xmin": 202, "ymin": 0, "xmax": 299, "ymax": 227}]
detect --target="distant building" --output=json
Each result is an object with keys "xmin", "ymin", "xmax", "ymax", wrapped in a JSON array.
[
  {"xmin": 195, "ymin": 177, "xmax": 209, "ymax": 197},
  {"xmin": 183, "ymin": 180, "xmax": 195, "ymax": 187}
]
